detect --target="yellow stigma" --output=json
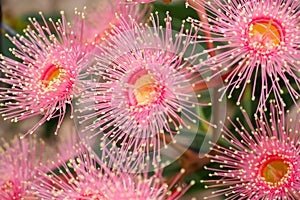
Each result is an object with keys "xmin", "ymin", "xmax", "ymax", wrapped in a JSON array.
[
  {"xmin": 47, "ymin": 68, "xmax": 61, "ymax": 82},
  {"xmin": 249, "ymin": 18, "xmax": 281, "ymax": 50},
  {"xmin": 41, "ymin": 64, "xmax": 65, "ymax": 88},
  {"xmin": 261, "ymin": 160, "xmax": 289, "ymax": 184},
  {"xmin": 133, "ymin": 74, "xmax": 158, "ymax": 106},
  {"xmin": 1, "ymin": 180, "xmax": 13, "ymax": 193},
  {"xmin": 127, "ymin": 69, "xmax": 162, "ymax": 107},
  {"xmin": 134, "ymin": 74, "xmax": 157, "ymax": 105}
]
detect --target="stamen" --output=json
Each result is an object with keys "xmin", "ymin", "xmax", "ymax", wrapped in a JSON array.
[{"xmin": 261, "ymin": 159, "xmax": 289, "ymax": 184}]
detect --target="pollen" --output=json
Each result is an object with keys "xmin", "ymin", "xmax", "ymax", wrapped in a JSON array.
[
  {"xmin": 261, "ymin": 159, "xmax": 289, "ymax": 185},
  {"xmin": 40, "ymin": 64, "xmax": 66, "ymax": 89},
  {"xmin": 126, "ymin": 69, "xmax": 163, "ymax": 106},
  {"xmin": 0, "ymin": 180, "xmax": 14, "ymax": 194},
  {"xmin": 248, "ymin": 18, "xmax": 282, "ymax": 53},
  {"xmin": 78, "ymin": 191, "xmax": 106, "ymax": 200}
]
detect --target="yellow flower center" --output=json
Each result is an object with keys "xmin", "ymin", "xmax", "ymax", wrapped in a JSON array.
[
  {"xmin": 127, "ymin": 69, "xmax": 161, "ymax": 107},
  {"xmin": 0, "ymin": 180, "xmax": 35, "ymax": 199},
  {"xmin": 78, "ymin": 192, "xmax": 106, "ymax": 200},
  {"xmin": 40, "ymin": 64, "xmax": 66, "ymax": 88},
  {"xmin": 134, "ymin": 74, "xmax": 158, "ymax": 106},
  {"xmin": 1, "ymin": 180, "xmax": 14, "ymax": 193},
  {"xmin": 261, "ymin": 159, "xmax": 289, "ymax": 184},
  {"xmin": 249, "ymin": 18, "xmax": 282, "ymax": 51}
]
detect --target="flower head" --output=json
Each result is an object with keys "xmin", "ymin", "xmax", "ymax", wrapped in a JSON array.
[
  {"xmin": 203, "ymin": 104, "xmax": 300, "ymax": 199},
  {"xmin": 0, "ymin": 12, "xmax": 87, "ymax": 135},
  {"xmin": 125, "ymin": 0, "xmax": 172, "ymax": 3},
  {"xmin": 82, "ymin": 0, "xmax": 151, "ymax": 50},
  {"xmin": 75, "ymin": 12, "xmax": 211, "ymax": 163},
  {"xmin": 0, "ymin": 136, "xmax": 44, "ymax": 199},
  {"xmin": 33, "ymin": 144, "xmax": 192, "ymax": 200},
  {"xmin": 188, "ymin": 0, "xmax": 300, "ymax": 110},
  {"xmin": 125, "ymin": 0, "xmax": 155, "ymax": 3}
]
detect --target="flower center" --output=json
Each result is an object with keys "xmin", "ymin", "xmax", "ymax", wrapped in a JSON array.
[
  {"xmin": 126, "ymin": 69, "xmax": 162, "ymax": 106},
  {"xmin": 0, "ymin": 180, "xmax": 29, "ymax": 199},
  {"xmin": 248, "ymin": 18, "xmax": 282, "ymax": 53},
  {"xmin": 40, "ymin": 64, "xmax": 65, "ymax": 88},
  {"xmin": 261, "ymin": 159, "xmax": 289, "ymax": 184},
  {"xmin": 77, "ymin": 191, "xmax": 106, "ymax": 200},
  {"xmin": 1, "ymin": 180, "xmax": 14, "ymax": 193}
]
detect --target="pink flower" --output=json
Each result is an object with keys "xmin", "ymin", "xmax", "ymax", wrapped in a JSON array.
[
  {"xmin": 33, "ymin": 144, "xmax": 193, "ymax": 199},
  {"xmin": 203, "ymin": 105, "xmax": 300, "ymax": 199},
  {"xmin": 125, "ymin": 0, "xmax": 156, "ymax": 3},
  {"xmin": 125, "ymin": 0, "xmax": 173, "ymax": 3},
  {"xmin": 0, "ymin": 136, "xmax": 44, "ymax": 199},
  {"xmin": 76, "ymin": 12, "xmax": 211, "ymax": 163},
  {"xmin": 82, "ymin": 0, "xmax": 151, "ymax": 50},
  {"xmin": 0, "ymin": 12, "xmax": 87, "ymax": 135},
  {"xmin": 188, "ymin": 0, "xmax": 300, "ymax": 110}
]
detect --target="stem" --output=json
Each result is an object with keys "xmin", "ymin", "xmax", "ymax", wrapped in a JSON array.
[
  {"xmin": 187, "ymin": 0, "xmax": 225, "ymax": 147},
  {"xmin": 164, "ymin": 0, "xmax": 226, "ymax": 186},
  {"xmin": 162, "ymin": 133, "xmax": 216, "ymax": 184}
]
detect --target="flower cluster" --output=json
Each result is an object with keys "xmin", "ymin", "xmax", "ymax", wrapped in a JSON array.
[
  {"xmin": 33, "ymin": 143, "xmax": 192, "ymax": 200},
  {"xmin": 1, "ymin": 0, "xmax": 300, "ymax": 199}
]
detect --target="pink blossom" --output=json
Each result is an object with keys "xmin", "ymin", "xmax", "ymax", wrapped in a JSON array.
[
  {"xmin": 0, "ymin": 12, "xmax": 87, "ymax": 135},
  {"xmin": 82, "ymin": 0, "xmax": 151, "ymax": 50},
  {"xmin": 125, "ymin": 0, "xmax": 173, "ymax": 3},
  {"xmin": 33, "ymin": 144, "xmax": 193, "ymax": 199},
  {"xmin": 76, "ymin": 12, "xmax": 211, "ymax": 163},
  {"xmin": 0, "ymin": 136, "xmax": 44, "ymax": 199},
  {"xmin": 125, "ymin": 0, "xmax": 156, "ymax": 3},
  {"xmin": 203, "ymin": 104, "xmax": 300, "ymax": 199},
  {"xmin": 188, "ymin": 0, "xmax": 300, "ymax": 110}
]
